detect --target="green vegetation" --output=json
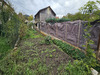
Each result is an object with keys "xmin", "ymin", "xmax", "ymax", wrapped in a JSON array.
[
  {"xmin": 23, "ymin": 29, "xmax": 43, "ymax": 39},
  {"xmin": 0, "ymin": 1, "xmax": 20, "ymax": 47},
  {"xmin": 61, "ymin": 1, "xmax": 100, "ymax": 74},
  {"xmin": 53, "ymin": 39, "xmax": 85, "ymax": 59},
  {"xmin": 63, "ymin": 1, "xmax": 100, "ymax": 21},
  {"xmin": 0, "ymin": 0, "xmax": 100, "ymax": 75},
  {"xmin": 0, "ymin": 37, "xmax": 11, "ymax": 60},
  {"xmin": 40, "ymin": 36, "xmax": 52, "ymax": 45},
  {"xmin": 44, "ymin": 36, "xmax": 52, "ymax": 45},
  {"xmin": 46, "ymin": 18, "xmax": 70, "ymax": 23}
]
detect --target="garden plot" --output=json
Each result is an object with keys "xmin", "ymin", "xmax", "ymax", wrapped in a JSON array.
[{"xmin": 0, "ymin": 29, "xmax": 73, "ymax": 75}]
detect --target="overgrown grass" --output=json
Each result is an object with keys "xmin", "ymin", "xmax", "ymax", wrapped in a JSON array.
[
  {"xmin": 22, "ymin": 29, "xmax": 43, "ymax": 39},
  {"xmin": 0, "ymin": 36, "xmax": 11, "ymax": 60}
]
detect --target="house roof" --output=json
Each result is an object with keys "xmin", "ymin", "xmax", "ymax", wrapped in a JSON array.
[{"xmin": 35, "ymin": 6, "xmax": 56, "ymax": 18}]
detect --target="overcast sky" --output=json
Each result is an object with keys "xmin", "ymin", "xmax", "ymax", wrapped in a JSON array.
[{"xmin": 8, "ymin": 0, "xmax": 99, "ymax": 18}]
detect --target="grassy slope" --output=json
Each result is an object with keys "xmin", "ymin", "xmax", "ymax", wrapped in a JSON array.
[{"xmin": 0, "ymin": 29, "xmax": 73, "ymax": 75}]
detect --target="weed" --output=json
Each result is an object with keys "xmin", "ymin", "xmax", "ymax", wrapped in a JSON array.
[
  {"xmin": 52, "ymin": 49, "xmax": 56, "ymax": 52},
  {"xmin": 24, "ymin": 41, "xmax": 34, "ymax": 47},
  {"xmin": 41, "ymin": 51, "xmax": 44, "ymax": 53},
  {"xmin": 33, "ymin": 58, "xmax": 40, "ymax": 65},
  {"xmin": 37, "ymin": 64, "xmax": 48, "ymax": 75},
  {"xmin": 44, "ymin": 36, "xmax": 52, "ymax": 45},
  {"xmin": 26, "ymin": 49, "xmax": 34, "ymax": 52},
  {"xmin": 49, "ymin": 54, "xmax": 53, "ymax": 58},
  {"xmin": 57, "ymin": 64, "xmax": 64, "ymax": 71},
  {"xmin": 46, "ymin": 54, "xmax": 49, "ymax": 57},
  {"xmin": 39, "ymin": 40, "xmax": 45, "ymax": 45}
]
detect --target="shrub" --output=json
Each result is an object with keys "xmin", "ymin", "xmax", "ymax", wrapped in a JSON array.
[
  {"xmin": 46, "ymin": 18, "xmax": 70, "ymax": 23},
  {"xmin": 44, "ymin": 36, "xmax": 52, "ymax": 45},
  {"xmin": 28, "ymin": 22, "xmax": 34, "ymax": 29},
  {"xmin": 19, "ymin": 23, "xmax": 28, "ymax": 39}
]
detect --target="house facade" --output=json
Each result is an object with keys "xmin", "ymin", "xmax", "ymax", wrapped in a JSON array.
[{"xmin": 35, "ymin": 6, "xmax": 56, "ymax": 23}]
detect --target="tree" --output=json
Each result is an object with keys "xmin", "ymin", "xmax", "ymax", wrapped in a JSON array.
[
  {"xmin": 18, "ymin": 12, "xmax": 25, "ymax": 22},
  {"xmin": 79, "ymin": 1, "xmax": 98, "ymax": 14},
  {"xmin": 97, "ymin": 0, "xmax": 100, "ymax": 4},
  {"xmin": 28, "ymin": 15, "xmax": 33, "ymax": 21},
  {"xmin": 79, "ymin": 1, "xmax": 100, "ymax": 21}
]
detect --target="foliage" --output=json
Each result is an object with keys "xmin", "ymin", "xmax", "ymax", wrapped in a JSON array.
[
  {"xmin": 0, "ymin": 1, "xmax": 21, "ymax": 47},
  {"xmin": 28, "ymin": 15, "xmax": 33, "ymax": 21},
  {"xmin": 28, "ymin": 22, "xmax": 34, "ymax": 29},
  {"xmin": 0, "ymin": 48, "xmax": 48, "ymax": 75},
  {"xmin": 18, "ymin": 12, "xmax": 26, "ymax": 22},
  {"xmin": 66, "ymin": 60, "xmax": 91, "ymax": 75},
  {"xmin": 79, "ymin": 0, "xmax": 100, "ymax": 72},
  {"xmin": 46, "ymin": 18, "xmax": 70, "ymax": 23},
  {"xmin": 63, "ymin": 12, "xmax": 84, "ymax": 21},
  {"xmin": 19, "ymin": 23, "xmax": 28, "ymax": 39},
  {"xmin": 79, "ymin": 1, "xmax": 98, "ymax": 14},
  {"xmin": 53, "ymin": 39, "xmax": 85, "ymax": 59},
  {"xmin": 0, "ymin": 37, "xmax": 11, "ymax": 60},
  {"xmin": 40, "ymin": 36, "xmax": 52, "ymax": 45},
  {"xmin": 63, "ymin": 1, "xmax": 100, "ymax": 21},
  {"xmin": 79, "ymin": 1, "xmax": 100, "ymax": 21},
  {"xmin": 22, "ymin": 29, "xmax": 43, "ymax": 39},
  {"xmin": 44, "ymin": 36, "xmax": 52, "ymax": 45}
]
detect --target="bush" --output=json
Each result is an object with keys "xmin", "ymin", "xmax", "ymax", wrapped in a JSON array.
[
  {"xmin": 28, "ymin": 22, "xmax": 34, "ymax": 29},
  {"xmin": 19, "ymin": 23, "xmax": 28, "ymax": 39},
  {"xmin": 46, "ymin": 18, "xmax": 70, "ymax": 23},
  {"xmin": 44, "ymin": 36, "xmax": 52, "ymax": 45}
]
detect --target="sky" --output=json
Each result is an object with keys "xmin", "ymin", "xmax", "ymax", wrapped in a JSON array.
[{"xmin": 8, "ymin": 0, "xmax": 99, "ymax": 18}]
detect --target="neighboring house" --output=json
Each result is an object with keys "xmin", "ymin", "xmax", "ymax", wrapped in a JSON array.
[{"xmin": 35, "ymin": 6, "xmax": 56, "ymax": 23}]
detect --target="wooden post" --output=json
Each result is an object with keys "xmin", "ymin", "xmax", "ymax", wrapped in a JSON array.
[
  {"xmin": 77, "ymin": 20, "xmax": 81, "ymax": 47},
  {"xmin": 97, "ymin": 33, "xmax": 100, "ymax": 61},
  {"xmin": 48, "ymin": 23, "xmax": 49, "ymax": 34},
  {"xmin": 65, "ymin": 24, "xmax": 67, "ymax": 42},
  {"xmin": 56, "ymin": 24, "xmax": 58, "ymax": 38}
]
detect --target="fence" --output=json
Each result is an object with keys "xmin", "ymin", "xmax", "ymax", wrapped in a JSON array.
[{"xmin": 37, "ymin": 20, "xmax": 100, "ymax": 51}]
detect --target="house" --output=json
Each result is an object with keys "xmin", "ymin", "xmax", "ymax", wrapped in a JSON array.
[{"xmin": 35, "ymin": 6, "xmax": 56, "ymax": 23}]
